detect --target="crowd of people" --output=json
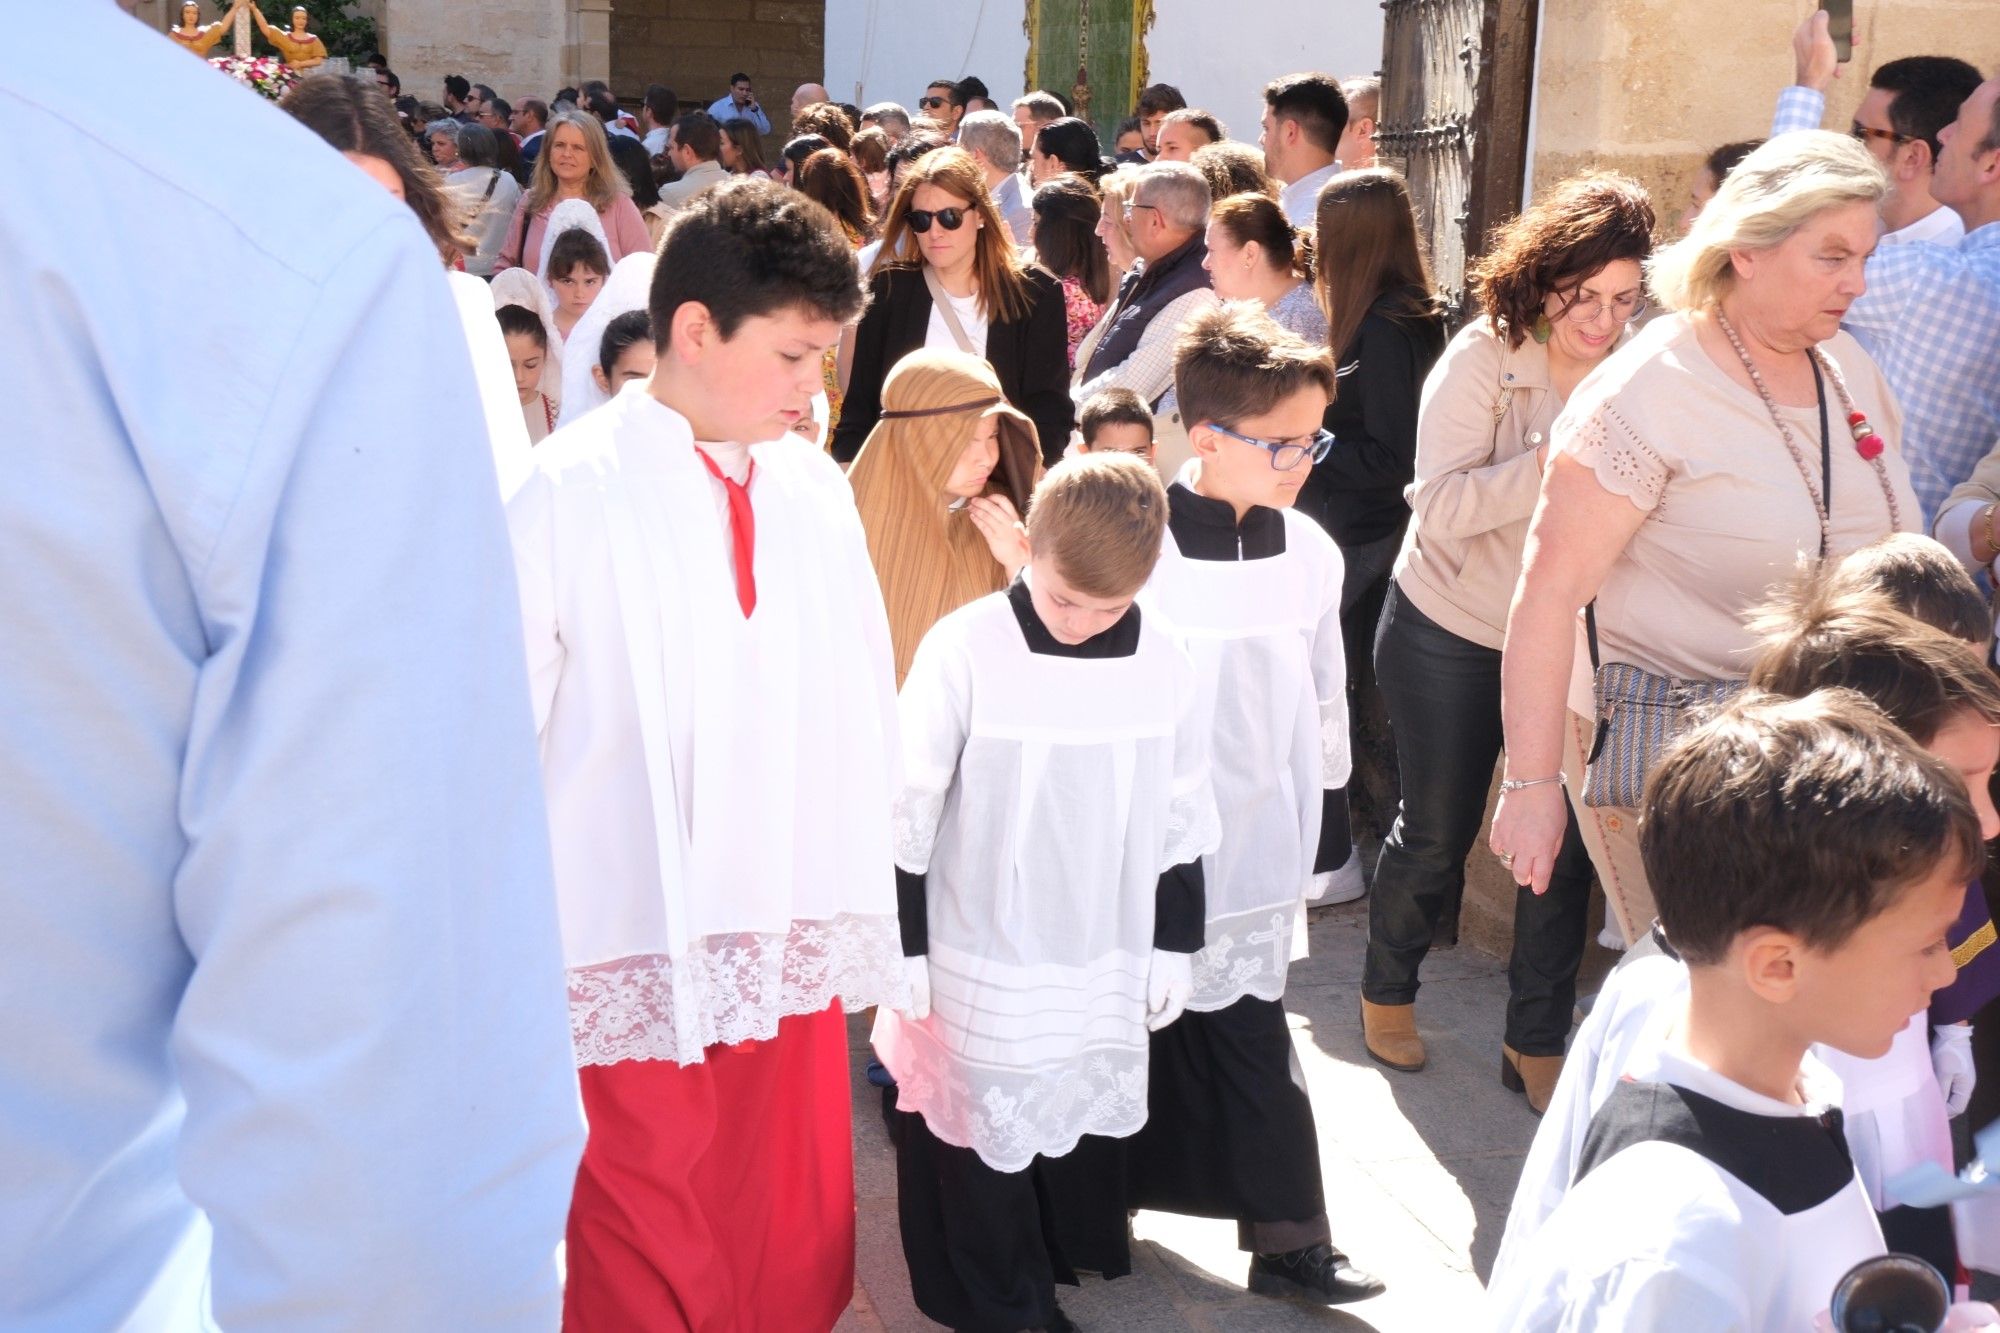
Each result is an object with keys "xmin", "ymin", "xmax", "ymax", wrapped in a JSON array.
[{"xmin": 10, "ymin": 2, "xmax": 2000, "ymax": 1330}]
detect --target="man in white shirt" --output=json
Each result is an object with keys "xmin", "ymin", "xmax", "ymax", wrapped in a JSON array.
[
  {"xmin": 1, "ymin": 8, "xmax": 585, "ymax": 1329},
  {"xmin": 639, "ymin": 82, "xmax": 678, "ymax": 156},
  {"xmin": 959, "ymin": 109, "xmax": 1031, "ymax": 245},
  {"xmin": 706, "ymin": 71, "xmax": 770, "ymax": 136},
  {"xmin": 1262, "ymin": 72, "xmax": 1349, "ymax": 227},
  {"xmin": 1771, "ymin": 11, "xmax": 1981, "ymax": 247},
  {"xmin": 650, "ymin": 110, "xmax": 731, "ymax": 222}
]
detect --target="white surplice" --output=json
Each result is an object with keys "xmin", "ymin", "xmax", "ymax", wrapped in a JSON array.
[
  {"xmin": 508, "ymin": 390, "xmax": 907, "ymax": 1067},
  {"xmin": 1140, "ymin": 493, "xmax": 1349, "ymax": 1010},
  {"xmin": 872, "ymin": 589, "xmax": 1220, "ymax": 1172}
]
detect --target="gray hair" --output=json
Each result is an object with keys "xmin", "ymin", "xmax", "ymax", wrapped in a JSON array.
[
  {"xmin": 454, "ymin": 122, "xmax": 499, "ymax": 168},
  {"xmin": 1132, "ymin": 160, "xmax": 1212, "ymax": 232},
  {"xmin": 1012, "ymin": 91, "xmax": 1066, "ymax": 126},
  {"xmin": 863, "ymin": 101, "xmax": 912, "ymax": 134},
  {"xmin": 957, "ymin": 109, "xmax": 1022, "ymax": 173},
  {"xmin": 1649, "ymin": 130, "xmax": 1888, "ymax": 311},
  {"xmin": 424, "ymin": 118, "xmax": 459, "ymax": 144}
]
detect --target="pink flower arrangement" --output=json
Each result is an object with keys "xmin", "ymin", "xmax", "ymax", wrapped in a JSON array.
[{"xmin": 209, "ymin": 54, "xmax": 300, "ymax": 101}]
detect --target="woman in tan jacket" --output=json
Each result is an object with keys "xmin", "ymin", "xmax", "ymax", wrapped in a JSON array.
[
  {"xmin": 1362, "ymin": 175, "xmax": 1657, "ymax": 1113},
  {"xmin": 849, "ymin": 349, "xmax": 1043, "ymax": 686}
]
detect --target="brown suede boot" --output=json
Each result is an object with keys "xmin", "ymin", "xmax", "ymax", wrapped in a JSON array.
[
  {"xmin": 1501, "ymin": 1045, "xmax": 1564, "ymax": 1115},
  {"xmin": 1361, "ymin": 1000, "xmax": 1425, "ymax": 1072}
]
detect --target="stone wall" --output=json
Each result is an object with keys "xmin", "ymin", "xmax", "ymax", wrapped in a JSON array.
[
  {"xmin": 1529, "ymin": 0, "xmax": 1994, "ymax": 216},
  {"xmin": 378, "ymin": 0, "xmax": 574, "ymax": 104},
  {"xmin": 610, "ymin": 0, "xmax": 824, "ymax": 134}
]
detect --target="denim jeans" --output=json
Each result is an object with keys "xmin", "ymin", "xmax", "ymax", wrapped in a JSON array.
[{"xmin": 1361, "ymin": 584, "xmax": 1593, "ymax": 1055}]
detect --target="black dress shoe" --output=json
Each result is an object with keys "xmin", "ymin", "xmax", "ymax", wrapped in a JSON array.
[{"xmin": 1247, "ymin": 1244, "xmax": 1386, "ymax": 1305}]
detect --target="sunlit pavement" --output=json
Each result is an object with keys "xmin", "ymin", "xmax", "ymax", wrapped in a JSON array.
[{"xmin": 838, "ymin": 898, "xmax": 1545, "ymax": 1332}]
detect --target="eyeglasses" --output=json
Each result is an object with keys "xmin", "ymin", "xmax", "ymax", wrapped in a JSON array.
[
  {"xmin": 1121, "ymin": 202, "xmax": 1162, "ymax": 220},
  {"xmin": 918, "ymin": 96, "xmax": 950, "ymax": 110},
  {"xmin": 1851, "ymin": 122, "xmax": 1915, "ymax": 148},
  {"xmin": 905, "ymin": 207, "xmax": 966, "ymax": 233},
  {"xmin": 1554, "ymin": 290, "xmax": 1647, "ymax": 324},
  {"xmin": 1204, "ymin": 423, "xmax": 1334, "ymax": 471}
]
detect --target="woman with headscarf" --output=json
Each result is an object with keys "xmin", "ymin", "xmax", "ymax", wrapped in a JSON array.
[{"xmin": 849, "ymin": 349, "xmax": 1044, "ymax": 685}]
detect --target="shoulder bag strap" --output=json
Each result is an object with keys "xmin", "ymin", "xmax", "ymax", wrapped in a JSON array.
[
  {"xmin": 483, "ymin": 168, "xmax": 502, "ymax": 202},
  {"xmin": 922, "ymin": 264, "xmax": 977, "ymax": 355}
]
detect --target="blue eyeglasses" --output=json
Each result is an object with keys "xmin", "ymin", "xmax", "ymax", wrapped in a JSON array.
[{"xmin": 1204, "ymin": 422, "xmax": 1334, "ymax": 471}]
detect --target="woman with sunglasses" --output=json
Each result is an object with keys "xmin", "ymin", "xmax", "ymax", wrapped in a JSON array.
[
  {"xmin": 832, "ymin": 148, "xmax": 1073, "ymax": 466},
  {"xmin": 1361, "ymin": 173, "xmax": 1656, "ymax": 1115}
]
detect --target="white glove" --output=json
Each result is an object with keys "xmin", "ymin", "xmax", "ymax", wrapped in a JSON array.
[
  {"xmin": 1934, "ymin": 1022, "xmax": 1977, "ymax": 1117},
  {"xmin": 900, "ymin": 955, "xmax": 932, "ymax": 1021},
  {"xmin": 1146, "ymin": 949, "xmax": 1193, "ymax": 1031}
]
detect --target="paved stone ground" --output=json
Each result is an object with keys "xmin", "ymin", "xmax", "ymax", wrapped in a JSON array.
[{"xmin": 837, "ymin": 899, "xmax": 1614, "ymax": 1332}]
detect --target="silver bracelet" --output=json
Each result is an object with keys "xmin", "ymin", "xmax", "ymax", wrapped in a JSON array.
[{"xmin": 1498, "ymin": 775, "xmax": 1562, "ymax": 795}]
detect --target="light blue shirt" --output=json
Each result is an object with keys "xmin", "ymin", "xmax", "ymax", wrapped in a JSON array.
[
  {"xmin": 708, "ymin": 93, "xmax": 772, "ymax": 135},
  {"xmin": 1770, "ymin": 84, "xmax": 2000, "ymax": 520},
  {"xmin": 1, "ymin": 10, "xmax": 584, "ymax": 1330}
]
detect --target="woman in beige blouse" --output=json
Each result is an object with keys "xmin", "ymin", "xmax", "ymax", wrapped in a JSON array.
[
  {"xmin": 1362, "ymin": 174, "xmax": 1656, "ymax": 1113},
  {"xmin": 1492, "ymin": 132, "xmax": 1918, "ymax": 941}
]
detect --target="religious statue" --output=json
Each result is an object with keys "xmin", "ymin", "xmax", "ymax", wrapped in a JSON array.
[
  {"xmin": 168, "ymin": 0, "xmax": 246, "ymax": 57},
  {"xmin": 249, "ymin": 4, "xmax": 328, "ymax": 69}
]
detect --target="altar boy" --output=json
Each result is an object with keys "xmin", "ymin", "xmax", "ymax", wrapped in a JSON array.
[
  {"xmin": 875, "ymin": 453, "xmax": 1220, "ymax": 1333},
  {"xmin": 507, "ymin": 179, "xmax": 907, "ymax": 1332},
  {"xmin": 1125, "ymin": 303, "xmax": 1382, "ymax": 1304},
  {"xmin": 1487, "ymin": 693, "xmax": 1977, "ymax": 1330}
]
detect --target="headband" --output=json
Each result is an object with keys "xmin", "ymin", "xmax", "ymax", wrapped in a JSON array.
[{"xmin": 878, "ymin": 395, "xmax": 1002, "ymax": 421}]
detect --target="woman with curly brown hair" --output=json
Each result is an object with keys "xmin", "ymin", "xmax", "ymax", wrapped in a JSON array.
[{"xmin": 1361, "ymin": 172, "xmax": 1657, "ymax": 1113}]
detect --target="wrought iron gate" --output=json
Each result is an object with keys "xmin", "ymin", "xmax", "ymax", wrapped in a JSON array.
[{"xmin": 1377, "ymin": 0, "xmax": 1540, "ymax": 326}]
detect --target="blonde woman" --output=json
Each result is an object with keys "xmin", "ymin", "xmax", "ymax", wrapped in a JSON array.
[
  {"xmin": 494, "ymin": 110, "xmax": 650, "ymax": 275},
  {"xmin": 849, "ymin": 349, "xmax": 1043, "ymax": 684},
  {"xmin": 831, "ymin": 148, "xmax": 1072, "ymax": 466},
  {"xmin": 1491, "ymin": 132, "xmax": 1918, "ymax": 939}
]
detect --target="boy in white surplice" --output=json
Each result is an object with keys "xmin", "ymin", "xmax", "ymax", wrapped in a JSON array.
[
  {"xmin": 507, "ymin": 178, "xmax": 906, "ymax": 1332},
  {"xmin": 874, "ymin": 454, "xmax": 1221, "ymax": 1333}
]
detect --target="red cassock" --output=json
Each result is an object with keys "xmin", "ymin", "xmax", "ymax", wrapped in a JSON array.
[{"xmin": 564, "ymin": 1004, "xmax": 855, "ymax": 1333}]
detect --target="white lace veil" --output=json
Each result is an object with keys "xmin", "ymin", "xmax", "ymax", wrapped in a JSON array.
[{"xmin": 557, "ymin": 250, "xmax": 656, "ymax": 428}]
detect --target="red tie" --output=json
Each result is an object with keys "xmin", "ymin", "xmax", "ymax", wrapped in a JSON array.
[{"xmin": 694, "ymin": 447, "xmax": 757, "ymax": 617}]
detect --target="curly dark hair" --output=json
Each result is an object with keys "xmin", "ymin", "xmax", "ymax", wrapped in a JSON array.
[
  {"xmin": 648, "ymin": 176, "xmax": 867, "ymax": 340},
  {"xmin": 1468, "ymin": 172, "xmax": 1656, "ymax": 347},
  {"xmin": 282, "ymin": 74, "xmax": 473, "ymax": 263}
]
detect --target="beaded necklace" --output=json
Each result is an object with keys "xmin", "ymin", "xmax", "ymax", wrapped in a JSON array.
[{"xmin": 1713, "ymin": 307, "xmax": 1901, "ymax": 556}]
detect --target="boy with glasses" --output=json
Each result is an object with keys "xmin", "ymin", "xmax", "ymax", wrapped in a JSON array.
[{"xmin": 1123, "ymin": 303, "xmax": 1386, "ymax": 1306}]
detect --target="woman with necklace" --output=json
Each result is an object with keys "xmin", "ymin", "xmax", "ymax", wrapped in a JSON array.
[{"xmin": 1491, "ymin": 132, "xmax": 1917, "ymax": 950}]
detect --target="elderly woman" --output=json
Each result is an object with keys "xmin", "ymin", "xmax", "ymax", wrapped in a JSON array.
[
  {"xmin": 445, "ymin": 122, "xmax": 523, "ymax": 277},
  {"xmin": 1490, "ymin": 133, "xmax": 1917, "ymax": 953},
  {"xmin": 1092, "ymin": 165, "xmax": 1145, "ymax": 281},
  {"xmin": 832, "ymin": 148, "xmax": 1072, "ymax": 466},
  {"xmin": 1361, "ymin": 173, "xmax": 1653, "ymax": 1113},
  {"xmin": 494, "ymin": 110, "xmax": 650, "ymax": 275}
]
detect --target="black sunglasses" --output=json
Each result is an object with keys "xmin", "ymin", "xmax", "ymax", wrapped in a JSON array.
[
  {"xmin": 905, "ymin": 207, "xmax": 966, "ymax": 233},
  {"xmin": 918, "ymin": 95, "xmax": 950, "ymax": 110}
]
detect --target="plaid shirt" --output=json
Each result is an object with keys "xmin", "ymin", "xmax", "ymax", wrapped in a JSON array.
[{"xmin": 1771, "ymin": 86, "xmax": 2000, "ymax": 520}]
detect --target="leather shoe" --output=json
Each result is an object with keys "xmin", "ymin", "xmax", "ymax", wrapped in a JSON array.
[
  {"xmin": 1248, "ymin": 1243, "xmax": 1386, "ymax": 1305},
  {"xmin": 1501, "ymin": 1044, "xmax": 1564, "ymax": 1115},
  {"xmin": 1361, "ymin": 999, "xmax": 1425, "ymax": 1072}
]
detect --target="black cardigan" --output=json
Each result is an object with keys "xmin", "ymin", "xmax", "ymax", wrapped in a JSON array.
[
  {"xmin": 1302, "ymin": 289, "xmax": 1448, "ymax": 548},
  {"xmin": 831, "ymin": 263, "xmax": 1076, "ymax": 465}
]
